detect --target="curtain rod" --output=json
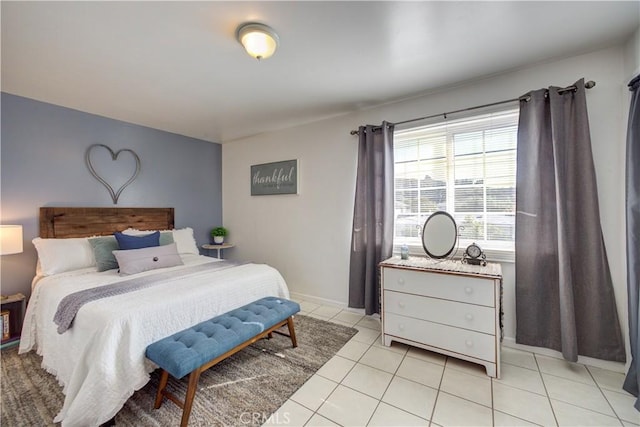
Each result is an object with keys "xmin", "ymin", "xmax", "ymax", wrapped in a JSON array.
[{"xmin": 349, "ymin": 80, "xmax": 596, "ymax": 135}]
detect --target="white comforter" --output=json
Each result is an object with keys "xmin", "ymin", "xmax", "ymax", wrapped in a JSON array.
[{"xmin": 19, "ymin": 255, "xmax": 289, "ymax": 427}]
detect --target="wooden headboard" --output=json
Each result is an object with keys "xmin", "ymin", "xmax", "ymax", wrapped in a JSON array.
[{"xmin": 39, "ymin": 207, "xmax": 175, "ymax": 238}]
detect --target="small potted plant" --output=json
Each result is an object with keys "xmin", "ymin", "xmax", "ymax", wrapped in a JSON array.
[{"xmin": 210, "ymin": 227, "xmax": 227, "ymax": 244}]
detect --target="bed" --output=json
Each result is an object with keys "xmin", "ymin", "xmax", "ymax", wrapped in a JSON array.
[{"xmin": 19, "ymin": 207, "xmax": 290, "ymax": 427}]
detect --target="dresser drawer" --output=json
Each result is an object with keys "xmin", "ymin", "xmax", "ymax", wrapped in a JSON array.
[
  {"xmin": 383, "ymin": 267, "xmax": 495, "ymax": 306},
  {"xmin": 384, "ymin": 312, "xmax": 496, "ymax": 362},
  {"xmin": 384, "ymin": 290, "xmax": 496, "ymax": 334}
]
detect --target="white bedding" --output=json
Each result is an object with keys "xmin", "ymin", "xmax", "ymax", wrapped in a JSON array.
[{"xmin": 19, "ymin": 254, "xmax": 289, "ymax": 427}]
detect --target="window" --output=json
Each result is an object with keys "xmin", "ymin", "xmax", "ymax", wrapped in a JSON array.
[{"xmin": 394, "ymin": 108, "xmax": 518, "ymax": 257}]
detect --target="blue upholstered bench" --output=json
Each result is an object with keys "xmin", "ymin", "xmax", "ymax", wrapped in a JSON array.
[{"xmin": 146, "ymin": 296, "xmax": 300, "ymax": 427}]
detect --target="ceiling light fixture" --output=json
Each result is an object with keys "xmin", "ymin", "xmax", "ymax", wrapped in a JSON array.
[{"xmin": 236, "ymin": 22, "xmax": 279, "ymax": 61}]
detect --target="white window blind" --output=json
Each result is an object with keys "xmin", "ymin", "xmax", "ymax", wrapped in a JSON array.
[{"xmin": 394, "ymin": 108, "xmax": 518, "ymax": 255}]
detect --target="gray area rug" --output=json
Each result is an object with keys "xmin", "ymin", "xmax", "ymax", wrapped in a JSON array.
[{"xmin": 1, "ymin": 315, "xmax": 357, "ymax": 426}]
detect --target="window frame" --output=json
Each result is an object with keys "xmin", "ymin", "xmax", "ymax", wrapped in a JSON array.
[{"xmin": 392, "ymin": 106, "xmax": 519, "ymax": 263}]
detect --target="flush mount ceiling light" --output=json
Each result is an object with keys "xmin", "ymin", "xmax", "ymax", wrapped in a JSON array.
[{"xmin": 236, "ymin": 22, "xmax": 279, "ymax": 60}]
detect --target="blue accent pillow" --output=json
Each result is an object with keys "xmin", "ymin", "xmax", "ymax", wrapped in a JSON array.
[{"xmin": 114, "ymin": 231, "xmax": 160, "ymax": 250}]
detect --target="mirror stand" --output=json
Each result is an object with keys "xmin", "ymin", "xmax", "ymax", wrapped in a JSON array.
[{"xmin": 421, "ymin": 211, "xmax": 460, "ymax": 261}]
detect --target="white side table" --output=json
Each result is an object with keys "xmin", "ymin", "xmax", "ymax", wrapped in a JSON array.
[{"xmin": 202, "ymin": 243, "xmax": 235, "ymax": 259}]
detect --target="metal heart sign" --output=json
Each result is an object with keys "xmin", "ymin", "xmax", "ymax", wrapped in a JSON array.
[{"xmin": 85, "ymin": 144, "xmax": 141, "ymax": 204}]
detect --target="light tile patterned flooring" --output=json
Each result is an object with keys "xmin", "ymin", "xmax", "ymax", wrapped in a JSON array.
[{"xmin": 265, "ymin": 299, "xmax": 639, "ymax": 427}]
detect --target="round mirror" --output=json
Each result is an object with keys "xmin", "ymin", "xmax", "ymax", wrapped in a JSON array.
[{"xmin": 422, "ymin": 211, "xmax": 458, "ymax": 259}]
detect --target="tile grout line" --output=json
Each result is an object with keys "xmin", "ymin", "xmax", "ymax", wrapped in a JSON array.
[
  {"xmin": 299, "ymin": 301, "xmax": 622, "ymax": 427},
  {"xmin": 491, "ymin": 374, "xmax": 495, "ymax": 427},
  {"xmin": 313, "ymin": 303, "xmax": 494, "ymax": 425},
  {"xmin": 533, "ymin": 353, "xmax": 560, "ymax": 427},
  {"xmin": 363, "ymin": 333, "xmax": 406, "ymax": 426},
  {"xmin": 305, "ymin": 308, "xmax": 377, "ymax": 427},
  {"xmin": 535, "ymin": 358, "xmax": 626, "ymax": 421},
  {"xmin": 584, "ymin": 365, "xmax": 626, "ymax": 426},
  {"xmin": 331, "ymin": 323, "xmax": 438, "ymax": 426},
  {"xmin": 299, "ymin": 306, "xmax": 343, "ymax": 426},
  {"xmin": 427, "ymin": 355, "xmax": 449, "ymax": 427}
]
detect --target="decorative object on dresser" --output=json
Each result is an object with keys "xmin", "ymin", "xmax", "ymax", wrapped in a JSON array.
[
  {"xmin": 380, "ymin": 257, "xmax": 503, "ymax": 378},
  {"xmin": 85, "ymin": 144, "xmax": 141, "ymax": 204},
  {"xmin": 251, "ymin": 159, "xmax": 298, "ymax": 195},
  {"xmin": 421, "ymin": 211, "xmax": 459, "ymax": 260},
  {"xmin": 462, "ymin": 242, "xmax": 487, "ymax": 266}
]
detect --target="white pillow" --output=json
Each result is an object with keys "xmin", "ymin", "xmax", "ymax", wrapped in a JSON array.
[
  {"xmin": 112, "ymin": 243, "xmax": 183, "ymax": 275},
  {"xmin": 32, "ymin": 237, "xmax": 96, "ymax": 276},
  {"xmin": 171, "ymin": 227, "xmax": 200, "ymax": 255},
  {"xmin": 122, "ymin": 227, "xmax": 199, "ymax": 255}
]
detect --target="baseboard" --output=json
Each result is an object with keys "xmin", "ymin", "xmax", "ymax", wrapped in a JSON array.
[
  {"xmin": 502, "ymin": 337, "xmax": 627, "ymax": 373},
  {"xmin": 288, "ymin": 291, "xmax": 366, "ymax": 315}
]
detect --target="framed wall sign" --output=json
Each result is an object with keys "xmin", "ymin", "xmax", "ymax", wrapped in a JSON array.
[{"xmin": 251, "ymin": 159, "xmax": 298, "ymax": 196}]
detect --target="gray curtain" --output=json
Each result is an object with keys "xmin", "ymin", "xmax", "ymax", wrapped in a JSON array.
[
  {"xmin": 515, "ymin": 79, "xmax": 626, "ymax": 362},
  {"xmin": 623, "ymin": 75, "xmax": 640, "ymax": 410},
  {"xmin": 348, "ymin": 122, "xmax": 394, "ymax": 315}
]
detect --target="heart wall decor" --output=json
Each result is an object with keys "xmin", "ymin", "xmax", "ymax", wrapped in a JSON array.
[{"xmin": 85, "ymin": 144, "xmax": 141, "ymax": 204}]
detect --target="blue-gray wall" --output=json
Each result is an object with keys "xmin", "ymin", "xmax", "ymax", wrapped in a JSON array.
[{"xmin": 1, "ymin": 92, "xmax": 222, "ymax": 297}]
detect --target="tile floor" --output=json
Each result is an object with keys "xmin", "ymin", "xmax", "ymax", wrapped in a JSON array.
[{"xmin": 264, "ymin": 299, "xmax": 639, "ymax": 427}]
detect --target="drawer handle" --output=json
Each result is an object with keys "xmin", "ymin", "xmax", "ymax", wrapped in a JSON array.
[
  {"xmin": 397, "ymin": 278, "xmax": 405, "ymax": 286},
  {"xmin": 398, "ymin": 302, "xmax": 406, "ymax": 309},
  {"xmin": 465, "ymin": 313, "xmax": 474, "ymax": 321},
  {"xmin": 398, "ymin": 324, "xmax": 405, "ymax": 331},
  {"xmin": 464, "ymin": 287, "xmax": 473, "ymax": 294},
  {"xmin": 465, "ymin": 340, "xmax": 474, "ymax": 347}
]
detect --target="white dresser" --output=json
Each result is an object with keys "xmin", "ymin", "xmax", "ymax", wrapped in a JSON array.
[{"xmin": 380, "ymin": 257, "xmax": 503, "ymax": 378}]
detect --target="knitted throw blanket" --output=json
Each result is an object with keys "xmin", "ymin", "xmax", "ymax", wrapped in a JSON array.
[{"xmin": 54, "ymin": 260, "xmax": 243, "ymax": 334}]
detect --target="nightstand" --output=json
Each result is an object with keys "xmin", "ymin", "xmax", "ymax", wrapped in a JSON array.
[
  {"xmin": 1, "ymin": 293, "xmax": 26, "ymax": 349},
  {"xmin": 202, "ymin": 243, "xmax": 235, "ymax": 259}
]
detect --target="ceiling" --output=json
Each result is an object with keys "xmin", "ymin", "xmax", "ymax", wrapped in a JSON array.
[{"xmin": 2, "ymin": 1, "xmax": 638, "ymax": 143}]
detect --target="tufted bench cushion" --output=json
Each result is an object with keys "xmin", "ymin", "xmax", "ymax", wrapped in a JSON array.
[
  {"xmin": 145, "ymin": 296, "xmax": 300, "ymax": 427},
  {"xmin": 146, "ymin": 296, "xmax": 300, "ymax": 379}
]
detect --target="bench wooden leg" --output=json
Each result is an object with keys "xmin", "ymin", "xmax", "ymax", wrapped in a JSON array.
[
  {"xmin": 180, "ymin": 369, "xmax": 202, "ymax": 427},
  {"xmin": 154, "ymin": 369, "xmax": 170, "ymax": 409},
  {"xmin": 287, "ymin": 317, "xmax": 298, "ymax": 348}
]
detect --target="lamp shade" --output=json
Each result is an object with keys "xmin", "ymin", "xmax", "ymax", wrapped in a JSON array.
[
  {"xmin": 236, "ymin": 23, "xmax": 279, "ymax": 60},
  {"xmin": 0, "ymin": 225, "xmax": 23, "ymax": 255}
]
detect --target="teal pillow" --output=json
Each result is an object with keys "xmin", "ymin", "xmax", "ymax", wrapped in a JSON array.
[
  {"xmin": 159, "ymin": 231, "xmax": 174, "ymax": 246},
  {"xmin": 88, "ymin": 236, "xmax": 119, "ymax": 272}
]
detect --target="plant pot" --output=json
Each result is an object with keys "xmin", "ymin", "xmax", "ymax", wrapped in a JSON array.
[{"xmin": 213, "ymin": 236, "xmax": 224, "ymax": 244}]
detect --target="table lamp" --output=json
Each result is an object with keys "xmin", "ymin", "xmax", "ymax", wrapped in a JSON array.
[
  {"xmin": 1, "ymin": 225, "xmax": 23, "ymax": 300},
  {"xmin": 0, "ymin": 225, "xmax": 23, "ymax": 255}
]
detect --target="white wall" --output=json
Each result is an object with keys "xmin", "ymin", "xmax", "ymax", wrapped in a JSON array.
[
  {"xmin": 624, "ymin": 27, "xmax": 640, "ymax": 80},
  {"xmin": 224, "ymin": 43, "xmax": 632, "ymax": 369}
]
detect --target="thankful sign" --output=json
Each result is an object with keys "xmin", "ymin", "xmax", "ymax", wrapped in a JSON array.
[{"xmin": 251, "ymin": 159, "xmax": 298, "ymax": 195}]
